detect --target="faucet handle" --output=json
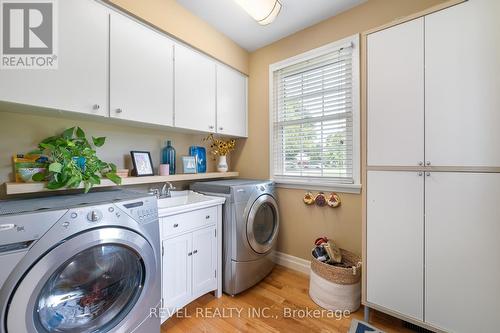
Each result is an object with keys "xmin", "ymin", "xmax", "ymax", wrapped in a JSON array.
[{"xmin": 148, "ymin": 188, "xmax": 160, "ymax": 198}]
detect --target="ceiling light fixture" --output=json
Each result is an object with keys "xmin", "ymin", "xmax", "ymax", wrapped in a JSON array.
[{"xmin": 234, "ymin": 0, "xmax": 283, "ymax": 26}]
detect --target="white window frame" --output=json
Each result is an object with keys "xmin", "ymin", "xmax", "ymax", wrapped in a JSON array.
[{"xmin": 269, "ymin": 34, "xmax": 361, "ymax": 194}]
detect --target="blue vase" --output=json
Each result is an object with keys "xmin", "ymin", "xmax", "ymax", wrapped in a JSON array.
[
  {"xmin": 161, "ymin": 140, "xmax": 176, "ymax": 175},
  {"xmin": 189, "ymin": 146, "xmax": 206, "ymax": 173}
]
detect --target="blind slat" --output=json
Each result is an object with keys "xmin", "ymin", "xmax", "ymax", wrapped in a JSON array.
[{"xmin": 272, "ymin": 46, "xmax": 354, "ymax": 181}]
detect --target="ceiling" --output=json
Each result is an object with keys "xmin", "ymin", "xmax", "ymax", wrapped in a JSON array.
[{"xmin": 176, "ymin": 0, "xmax": 367, "ymax": 51}]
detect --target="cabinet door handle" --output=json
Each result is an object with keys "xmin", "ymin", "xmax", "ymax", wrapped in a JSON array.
[
  {"xmin": 93, "ymin": 104, "xmax": 100, "ymax": 110},
  {"xmin": 426, "ymin": 172, "xmax": 431, "ymax": 177},
  {"xmin": 188, "ymin": 252, "xmax": 193, "ymax": 256},
  {"xmin": 173, "ymin": 223, "xmax": 179, "ymax": 228},
  {"xmin": 418, "ymin": 161, "xmax": 423, "ymax": 166},
  {"xmin": 426, "ymin": 161, "xmax": 431, "ymax": 166},
  {"xmin": 219, "ymin": 127, "xmax": 223, "ymax": 131},
  {"xmin": 418, "ymin": 172, "xmax": 423, "ymax": 176},
  {"xmin": 193, "ymin": 250, "xmax": 198, "ymax": 254},
  {"xmin": 116, "ymin": 108, "xmax": 123, "ymax": 113},
  {"xmin": 205, "ymin": 215, "xmax": 210, "ymax": 219},
  {"xmin": 209, "ymin": 125, "xmax": 214, "ymax": 130}
]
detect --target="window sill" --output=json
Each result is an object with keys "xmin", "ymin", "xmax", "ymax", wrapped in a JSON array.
[{"xmin": 273, "ymin": 179, "xmax": 362, "ymax": 194}]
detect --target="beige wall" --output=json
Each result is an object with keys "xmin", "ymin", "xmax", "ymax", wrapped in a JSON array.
[
  {"xmin": 233, "ymin": 0, "xmax": 448, "ymax": 259},
  {"xmin": 0, "ymin": 111, "xmax": 217, "ymax": 186},
  {"xmin": 107, "ymin": 0, "xmax": 249, "ymax": 74}
]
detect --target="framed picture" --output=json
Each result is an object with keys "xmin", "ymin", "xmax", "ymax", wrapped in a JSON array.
[
  {"xmin": 182, "ymin": 156, "xmax": 197, "ymax": 174},
  {"xmin": 130, "ymin": 151, "xmax": 154, "ymax": 177}
]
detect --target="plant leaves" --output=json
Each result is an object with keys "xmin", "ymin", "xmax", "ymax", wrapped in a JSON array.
[
  {"xmin": 105, "ymin": 172, "xmax": 122, "ymax": 185},
  {"xmin": 41, "ymin": 135, "xmax": 59, "ymax": 144},
  {"xmin": 66, "ymin": 176, "xmax": 81, "ymax": 188},
  {"xmin": 62, "ymin": 127, "xmax": 75, "ymax": 139},
  {"xmin": 92, "ymin": 136, "xmax": 106, "ymax": 147},
  {"xmin": 47, "ymin": 180, "xmax": 65, "ymax": 190},
  {"xmin": 27, "ymin": 149, "xmax": 44, "ymax": 155},
  {"xmin": 48, "ymin": 162, "xmax": 63, "ymax": 173},
  {"xmin": 76, "ymin": 127, "xmax": 85, "ymax": 138},
  {"xmin": 40, "ymin": 143, "xmax": 55, "ymax": 150},
  {"xmin": 32, "ymin": 172, "xmax": 46, "ymax": 182},
  {"xmin": 83, "ymin": 181, "xmax": 91, "ymax": 194}
]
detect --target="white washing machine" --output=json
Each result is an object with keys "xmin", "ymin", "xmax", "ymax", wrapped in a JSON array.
[
  {"xmin": 0, "ymin": 190, "xmax": 161, "ymax": 333},
  {"xmin": 191, "ymin": 179, "xmax": 279, "ymax": 295}
]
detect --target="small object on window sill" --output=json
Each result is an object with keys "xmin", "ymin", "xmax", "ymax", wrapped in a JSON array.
[
  {"xmin": 303, "ymin": 192, "xmax": 315, "ymax": 205},
  {"xmin": 315, "ymin": 192, "xmax": 326, "ymax": 207},
  {"xmin": 327, "ymin": 193, "xmax": 341, "ymax": 208}
]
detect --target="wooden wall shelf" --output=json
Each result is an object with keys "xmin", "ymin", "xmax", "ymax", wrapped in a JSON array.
[{"xmin": 3, "ymin": 172, "xmax": 239, "ymax": 196}]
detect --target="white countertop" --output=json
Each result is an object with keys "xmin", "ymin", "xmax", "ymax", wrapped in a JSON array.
[{"xmin": 157, "ymin": 190, "xmax": 225, "ymax": 217}]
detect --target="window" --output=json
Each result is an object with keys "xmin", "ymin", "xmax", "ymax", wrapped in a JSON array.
[{"xmin": 269, "ymin": 35, "xmax": 360, "ymax": 193}]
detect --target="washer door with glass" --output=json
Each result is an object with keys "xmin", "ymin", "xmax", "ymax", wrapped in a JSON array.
[
  {"xmin": 246, "ymin": 194, "xmax": 279, "ymax": 254},
  {"xmin": 6, "ymin": 227, "xmax": 157, "ymax": 333}
]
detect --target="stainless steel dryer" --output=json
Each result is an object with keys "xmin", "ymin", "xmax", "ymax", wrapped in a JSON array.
[
  {"xmin": 0, "ymin": 190, "xmax": 161, "ymax": 333},
  {"xmin": 191, "ymin": 179, "xmax": 279, "ymax": 295}
]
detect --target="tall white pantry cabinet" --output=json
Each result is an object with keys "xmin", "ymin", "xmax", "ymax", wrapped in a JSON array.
[{"xmin": 365, "ymin": 1, "xmax": 500, "ymax": 332}]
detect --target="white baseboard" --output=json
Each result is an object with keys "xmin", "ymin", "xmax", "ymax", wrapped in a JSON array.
[{"xmin": 272, "ymin": 251, "xmax": 311, "ymax": 275}]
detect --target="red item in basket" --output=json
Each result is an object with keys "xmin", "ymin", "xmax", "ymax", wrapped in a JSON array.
[{"xmin": 314, "ymin": 237, "xmax": 328, "ymax": 246}]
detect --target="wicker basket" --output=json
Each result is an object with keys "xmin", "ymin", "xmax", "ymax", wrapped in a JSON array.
[
  {"xmin": 309, "ymin": 249, "xmax": 362, "ymax": 312},
  {"xmin": 310, "ymin": 249, "xmax": 361, "ymax": 285}
]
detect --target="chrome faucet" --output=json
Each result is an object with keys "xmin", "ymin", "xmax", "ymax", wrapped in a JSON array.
[{"xmin": 160, "ymin": 182, "xmax": 176, "ymax": 198}]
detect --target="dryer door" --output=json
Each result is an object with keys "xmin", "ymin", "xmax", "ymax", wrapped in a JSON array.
[
  {"xmin": 5, "ymin": 227, "xmax": 157, "ymax": 333},
  {"xmin": 246, "ymin": 194, "xmax": 279, "ymax": 254}
]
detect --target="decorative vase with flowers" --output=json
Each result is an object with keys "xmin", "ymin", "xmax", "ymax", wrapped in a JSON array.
[{"xmin": 203, "ymin": 134, "xmax": 236, "ymax": 172}]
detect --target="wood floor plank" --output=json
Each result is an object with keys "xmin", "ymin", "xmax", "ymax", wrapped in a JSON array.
[{"xmin": 161, "ymin": 265, "xmax": 413, "ymax": 333}]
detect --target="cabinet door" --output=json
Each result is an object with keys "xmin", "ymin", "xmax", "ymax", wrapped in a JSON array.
[
  {"xmin": 110, "ymin": 12, "xmax": 173, "ymax": 126},
  {"xmin": 174, "ymin": 43, "xmax": 216, "ymax": 133},
  {"xmin": 192, "ymin": 226, "xmax": 217, "ymax": 297},
  {"xmin": 425, "ymin": 1, "xmax": 500, "ymax": 167},
  {"xmin": 162, "ymin": 234, "xmax": 192, "ymax": 314},
  {"xmin": 0, "ymin": 0, "xmax": 108, "ymax": 116},
  {"xmin": 367, "ymin": 171, "xmax": 424, "ymax": 320},
  {"xmin": 216, "ymin": 65, "xmax": 247, "ymax": 137},
  {"xmin": 367, "ymin": 18, "xmax": 424, "ymax": 166},
  {"xmin": 425, "ymin": 172, "xmax": 500, "ymax": 332}
]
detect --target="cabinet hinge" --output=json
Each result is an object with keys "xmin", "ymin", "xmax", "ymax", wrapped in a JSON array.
[
  {"xmin": 214, "ymin": 229, "xmax": 217, "ymax": 238},
  {"xmin": 161, "ymin": 245, "xmax": 164, "ymax": 257},
  {"xmin": 215, "ymin": 270, "xmax": 217, "ymax": 278}
]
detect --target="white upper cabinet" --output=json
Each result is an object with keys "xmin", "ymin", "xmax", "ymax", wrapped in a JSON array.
[
  {"xmin": 367, "ymin": 18, "xmax": 424, "ymax": 166},
  {"xmin": 110, "ymin": 12, "xmax": 174, "ymax": 126},
  {"xmin": 174, "ymin": 43, "xmax": 216, "ymax": 133},
  {"xmin": 216, "ymin": 65, "xmax": 248, "ymax": 137},
  {"xmin": 0, "ymin": 0, "xmax": 109, "ymax": 116},
  {"xmin": 425, "ymin": 0, "xmax": 500, "ymax": 167}
]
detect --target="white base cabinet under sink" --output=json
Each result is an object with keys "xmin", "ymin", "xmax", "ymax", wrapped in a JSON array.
[{"xmin": 158, "ymin": 196, "xmax": 224, "ymax": 323}]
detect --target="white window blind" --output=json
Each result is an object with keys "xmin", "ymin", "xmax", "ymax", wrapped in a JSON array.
[{"xmin": 271, "ymin": 43, "xmax": 356, "ymax": 185}]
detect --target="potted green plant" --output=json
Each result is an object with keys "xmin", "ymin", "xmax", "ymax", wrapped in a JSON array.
[{"xmin": 31, "ymin": 127, "xmax": 121, "ymax": 193}]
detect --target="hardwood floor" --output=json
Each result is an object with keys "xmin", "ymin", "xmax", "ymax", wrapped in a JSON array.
[{"xmin": 161, "ymin": 265, "xmax": 414, "ymax": 333}]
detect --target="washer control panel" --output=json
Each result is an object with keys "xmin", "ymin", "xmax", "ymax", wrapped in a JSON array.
[{"xmin": 115, "ymin": 196, "xmax": 158, "ymax": 224}]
